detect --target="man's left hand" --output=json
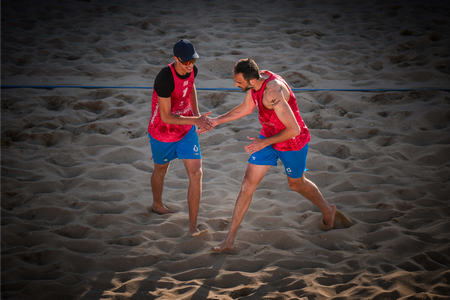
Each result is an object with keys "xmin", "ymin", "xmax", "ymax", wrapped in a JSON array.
[{"xmin": 245, "ymin": 136, "xmax": 267, "ymax": 154}]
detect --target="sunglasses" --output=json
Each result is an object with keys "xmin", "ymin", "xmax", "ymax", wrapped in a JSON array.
[{"xmin": 178, "ymin": 57, "xmax": 196, "ymax": 65}]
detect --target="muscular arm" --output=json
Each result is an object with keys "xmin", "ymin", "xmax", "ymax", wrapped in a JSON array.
[
  {"xmin": 213, "ymin": 90, "xmax": 256, "ymax": 126},
  {"xmin": 259, "ymin": 81, "xmax": 300, "ymax": 146},
  {"xmin": 245, "ymin": 82, "xmax": 300, "ymax": 154}
]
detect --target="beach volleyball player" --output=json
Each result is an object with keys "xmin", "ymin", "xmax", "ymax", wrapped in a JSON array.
[
  {"xmin": 200, "ymin": 58, "xmax": 348, "ymax": 252},
  {"xmin": 147, "ymin": 40, "xmax": 212, "ymax": 236}
]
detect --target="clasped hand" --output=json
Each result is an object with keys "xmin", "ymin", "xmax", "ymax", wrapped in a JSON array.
[{"xmin": 196, "ymin": 112, "xmax": 216, "ymax": 134}]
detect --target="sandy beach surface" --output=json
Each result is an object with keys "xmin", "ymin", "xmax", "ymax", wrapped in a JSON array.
[{"xmin": 2, "ymin": 0, "xmax": 449, "ymax": 299}]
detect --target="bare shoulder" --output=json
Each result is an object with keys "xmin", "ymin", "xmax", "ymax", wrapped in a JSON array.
[
  {"xmin": 262, "ymin": 80, "xmax": 289, "ymax": 109},
  {"xmin": 265, "ymin": 79, "xmax": 282, "ymax": 92},
  {"xmin": 265, "ymin": 80, "xmax": 289, "ymax": 96}
]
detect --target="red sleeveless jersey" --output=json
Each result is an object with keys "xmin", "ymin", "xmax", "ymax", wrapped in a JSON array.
[
  {"xmin": 148, "ymin": 63, "xmax": 195, "ymax": 142},
  {"xmin": 251, "ymin": 70, "xmax": 310, "ymax": 151}
]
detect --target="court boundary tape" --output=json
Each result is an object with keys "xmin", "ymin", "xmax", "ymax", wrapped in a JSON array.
[{"xmin": 2, "ymin": 84, "xmax": 449, "ymax": 92}]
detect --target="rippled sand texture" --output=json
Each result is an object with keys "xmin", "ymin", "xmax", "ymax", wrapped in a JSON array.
[{"xmin": 2, "ymin": 0, "xmax": 450, "ymax": 299}]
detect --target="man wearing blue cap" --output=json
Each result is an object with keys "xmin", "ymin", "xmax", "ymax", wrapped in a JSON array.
[{"xmin": 148, "ymin": 39, "xmax": 211, "ymax": 236}]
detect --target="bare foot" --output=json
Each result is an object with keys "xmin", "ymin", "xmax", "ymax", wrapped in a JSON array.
[
  {"xmin": 320, "ymin": 204, "xmax": 336, "ymax": 231},
  {"xmin": 333, "ymin": 210, "xmax": 353, "ymax": 228},
  {"xmin": 212, "ymin": 241, "xmax": 234, "ymax": 253},
  {"xmin": 190, "ymin": 224, "xmax": 208, "ymax": 237},
  {"xmin": 151, "ymin": 204, "xmax": 170, "ymax": 215},
  {"xmin": 190, "ymin": 227, "xmax": 208, "ymax": 237}
]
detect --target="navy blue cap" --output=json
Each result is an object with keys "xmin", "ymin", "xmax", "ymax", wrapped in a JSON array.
[{"xmin": 173, "ymin": 39, "xmax": 199, "ymax": 62}]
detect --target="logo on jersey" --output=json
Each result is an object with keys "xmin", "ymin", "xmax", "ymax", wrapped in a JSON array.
[
  {"xmin": 193, "ymin": 145, "xmax": 199, "ymax": 152},
  {"xmin": 182, "ymin": 81, "xmax": 189, "ymax": 97}
]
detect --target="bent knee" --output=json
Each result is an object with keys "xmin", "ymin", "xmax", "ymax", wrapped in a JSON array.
[
  {"xmin": 240, "ymin": 179, "xmax": 258, "ymax": 196},
  {"xmin": 287, "ymin": 176, "xmax": 306, "ymax": 191}
]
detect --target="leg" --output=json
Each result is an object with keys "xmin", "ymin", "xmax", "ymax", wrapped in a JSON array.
[
  {"xmin": 213, "ymin": 163, "xmax": 271, "ymax": 252},
  {"xmin": 183, "ymin": 158, "xmax": 204, "ymax": 236},
  {"xmin": 151, "ymin": 162, "xmax": 170, "ymax": 214},
  {"xmin": 287, "ymin": 174, "xmax": 336, "ymax": 229}
]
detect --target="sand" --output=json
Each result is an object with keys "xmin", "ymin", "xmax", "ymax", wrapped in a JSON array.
[{"xmin": 2, "ymin": 0, "xmax": 450, "ymax": 299}]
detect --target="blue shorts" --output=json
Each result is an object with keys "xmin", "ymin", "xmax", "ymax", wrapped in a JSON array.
[
  {"xmin": 149, "ymin": 126, "xmax": 201, "ymax": 164},
  {"xmin": 248, "ymin": 138, "xmax": 309, "ymax": 178}
]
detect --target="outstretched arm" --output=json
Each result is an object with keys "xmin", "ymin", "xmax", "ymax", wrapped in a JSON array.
[
  {"xmin": 197, "ymin": 90, "xmax": 256, "ymax": 133},
  {"xmin": 215, "ymin": 90, "xmax": 256, "ymax": 124}
]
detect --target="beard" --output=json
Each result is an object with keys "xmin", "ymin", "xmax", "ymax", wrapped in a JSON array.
[{"xmin": 241, "ymin": 84, "xmax": 253, "ymax": 92}]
